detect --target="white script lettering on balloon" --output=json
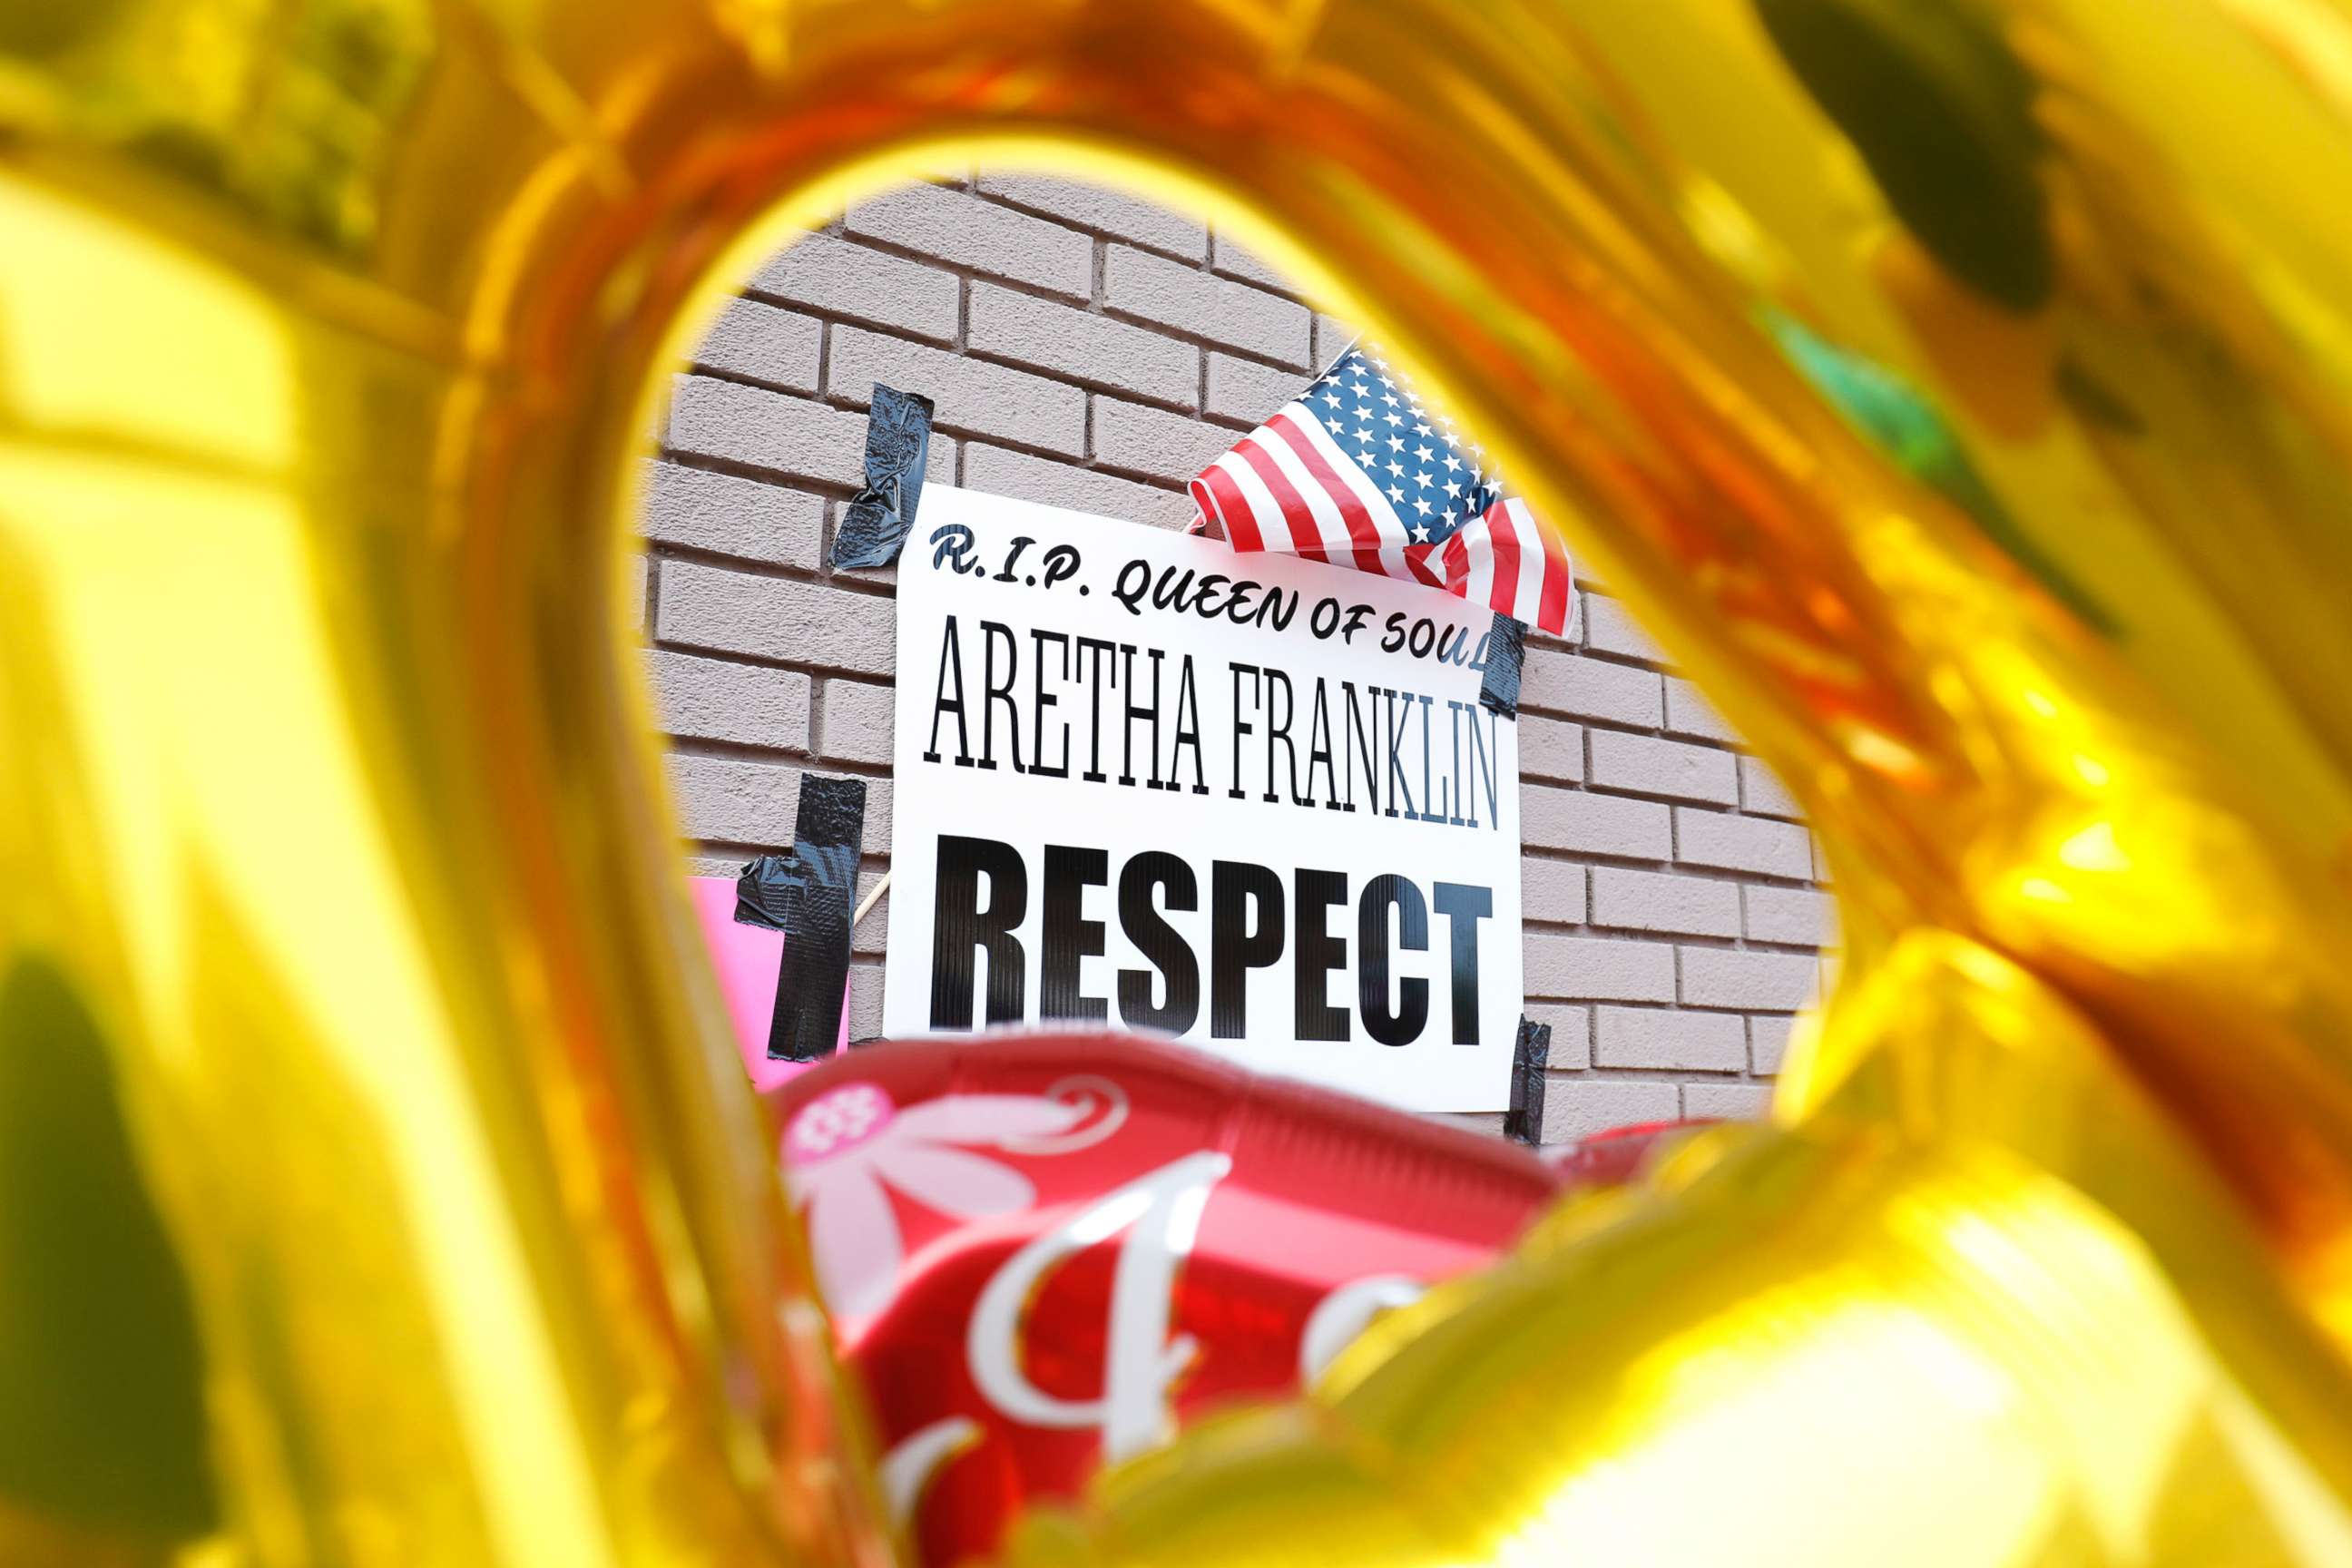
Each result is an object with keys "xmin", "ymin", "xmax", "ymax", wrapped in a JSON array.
[
  {"xmin": 965, "ymin": 1152, "xmax": 1231, "ymax": 1462},
  {"xmin": 1298, "ymin": 1273, "xmax": 1426, "ymax": 1385}
]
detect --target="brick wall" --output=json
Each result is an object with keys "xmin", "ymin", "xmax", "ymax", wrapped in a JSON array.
[{"xmin": 640, "ymin": 172, "xmax": 1834, "ymax": 1143}]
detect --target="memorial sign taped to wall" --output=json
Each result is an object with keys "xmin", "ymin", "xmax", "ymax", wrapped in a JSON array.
[{"xmin": 882, "ymin": 486, "xmax": 1524, "ymax": 1112}]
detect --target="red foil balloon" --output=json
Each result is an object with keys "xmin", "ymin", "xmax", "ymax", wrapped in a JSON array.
[{"xmin": 773, "ymin": 1034, "xmax": 1563, "ymax": 1564}]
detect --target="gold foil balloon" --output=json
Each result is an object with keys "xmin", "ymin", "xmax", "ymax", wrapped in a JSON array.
[{"xmin": 7, "ymin": 0, "xmax": 2352, "ymax": 1563}]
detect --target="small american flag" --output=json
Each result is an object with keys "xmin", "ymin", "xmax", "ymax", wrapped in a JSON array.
[{"xmin": 1190, "ymin": 345, "xmax": 1573, "ymax": 634}]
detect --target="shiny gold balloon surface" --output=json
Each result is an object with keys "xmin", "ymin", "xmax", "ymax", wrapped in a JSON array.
[{"xmin": 6, "ymin": 0, "xmax": 2352, "ymax": 1563}]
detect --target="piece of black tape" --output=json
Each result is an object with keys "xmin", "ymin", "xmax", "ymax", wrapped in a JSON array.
[
  {"xmin": 1503, "ymin": 1015, "xmax": 1553, "ymax": 1147},
  {"xmin": 829, "ymin": 384, "xmax": 935, "ymax": 571},
  {"xmin": 731, "ymin": 775, "xmax": 867, "ymax": 1062},
  {"xmin": 732, "ymin": 855, "xmax": 800, "ymax": 934},
  {"xmin": 1478, "ymin": 612, "xmax": 1525, "ymax": 719}
]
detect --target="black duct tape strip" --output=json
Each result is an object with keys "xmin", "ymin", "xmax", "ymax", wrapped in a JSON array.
[
  {"xmin": 829, "ymin": 383, "xmax": 936, "ymax": 571},
  {"xmin": 1478, "ymin": 612, "xmax": 1525, "ymax": 720},
  {"xmin": 731, "ymin": 775, "xmax": 867, "ymax": 1062},
  {"xmin": 1503, "ymin": 1015, "xmax": 1553, "ymax": 1147}
]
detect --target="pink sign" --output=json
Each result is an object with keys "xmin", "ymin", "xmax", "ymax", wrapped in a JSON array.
[{"xmin": 689, "ymin": 875, "xmax": 848, "ymax": 1098}]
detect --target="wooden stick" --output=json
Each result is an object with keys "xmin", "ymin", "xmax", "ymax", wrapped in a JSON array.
[{"xmin": 852, "ymin": 869, "xmax": 892, "ymax": 928}]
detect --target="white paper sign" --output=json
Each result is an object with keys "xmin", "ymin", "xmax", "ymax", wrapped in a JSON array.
[{"xmin": 882, "ymin": 486, "xmax": 1524, "ymax": 1112}]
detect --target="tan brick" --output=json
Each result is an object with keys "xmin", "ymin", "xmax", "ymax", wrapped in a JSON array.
[
  {"xmin": 1520, "ymin": 646, "xmax": 1663, "ymax": 727},
  {"xmin": 846, "ymin": 182, "xmax": 1092, "ymax": 299},
  {"xmin": 1662, "ymin": 674, "xmax": 1741, "ymax": 743},
  {"xmin": 1204, "ymin": 352, "xmax": 1305, "ymax": 426},
  {"xmin": 693, "ymin": 299, "xmax": 822, "ymax": 391},
  {"xmin": 1313, "ymin": 313, "xmax": 1357, "ymax": 370},
  {"xmin": 1520, "ymin": 715, "xmax": 1583, "ymax": 785},
  {"xmin": 1582, "ymin": 592, "xmax": 1668, "ymax": 664},
  {"xmin": 1590, "ymin": 867, "xmax": 1741, "ymax": 939},
  {"xmin": 643, "ymin": 648, "xmax": 810, "ymax": 752},
  {"xmin": 1749, "ymin": 1014, "xmax": 1798, "ymax": 1076},
  {"xmin": 1524, "ymin": 933, "xmax": 1676, "ymax": 1003},
  {"xmin": 1523, "ymin": 786, "xmax": 1672, "ymax": 859},
  {"xmin": 1743, "ymin": 884, "xmax": 1832, "ymax": 947},
  {"xmin": 1739, "ymin": 754, "xmax": 1804, "ymax": 819},
  {"xmin": 1104, "ymin": 245, "xmax": 1313, "ymax": 367},
  {"xmin": 748, "ymin": 232, "xmax": 958, "ymax": 342},
  {"xmin": 1589, "ymin": 730, "xmax": 1739, "ymax": 805},
  {"xmin": 1539, "ymin": 1080, "xmax": 1681, "ymax": 1145},
  {"xmin": 665, "ymin": 376, "xmax": 865, "ymax": 486},
  {"xmin": 1683, "ymin": 1082, "xmax": 1772, "ymax": 1121},
  {"xmin": 828, "ymin": 326, "xmax": 1086, "ymax": 456},
  {"xmin": 1680, "ymin": 947, "xmax": 1818, "ymax": 1011},
  {"xmin": 1091, "ymin": 397, "xmax": 1237, "ymax": 484},
  {"xmin": 666, "ymin": 757, "xmax": 892, "ymax": 854},
  {"xmin": 637, "ymin": 458, "xmax": 823, "ymax": 569},
  {"xmin": 1208, "ymin": 231, "xmax": 1295, "ymax": 293},
  {"xmin": 976, "ymin": 174, "xmax": 1209, "ymax": 260},
  {"xmin": 969, "ymin": 282, "xmax": 1200, "ymax": 407},
  {"xmin": 1674, "ymin": 808, "xmax": 1811, "ymax": 878},
  {"xmin": 659, "ymin": 560, "xmax": 895, "ymax": 676},
  {"xmin": 1526, "ymin": 1003, "xmax": 1592, "ymax": 1072},
  {"xmin": 1593, "ymin": 1006, "xmax": 1746, "ymax": 1072},
  {"xmin": 1522, "ymin": 857, "xmax": 1587, "ymax": 926},
  {"xmin": 962, "ymin": 444, "xmax": 1192, "ymax": 528},
  {"xmin": 847, "ymin": 958, "xmax": 887, "ymax": 1041},
  {"xmin": 818, "ymin": 677, "xmax": 897, "ymax": 766}
]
